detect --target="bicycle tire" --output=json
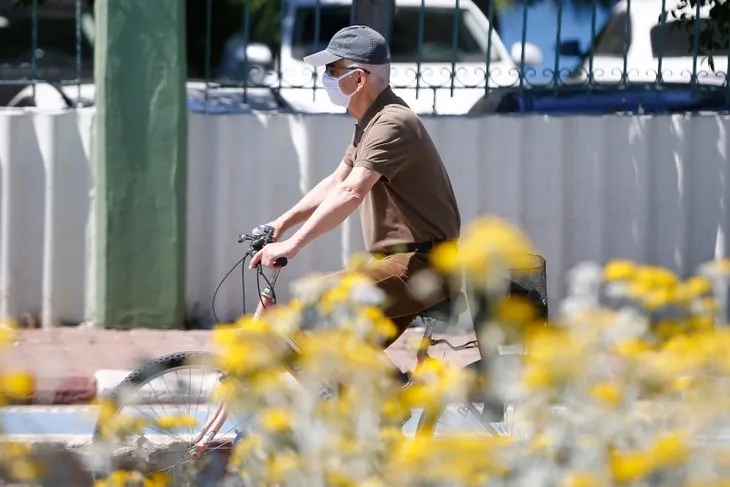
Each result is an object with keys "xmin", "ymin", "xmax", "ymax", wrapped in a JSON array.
[{"xmin": 90, "ymin": 350, "xmax": 227, "ymax": 482}]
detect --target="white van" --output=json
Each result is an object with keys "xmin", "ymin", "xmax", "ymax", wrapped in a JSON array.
[
  {"xmin": 266, "ymin": 0, "xmax": 543, "ymax": 115},
  {"xmin": 558, "ymin": 0, "xmax": 726, "ymax": 86}
]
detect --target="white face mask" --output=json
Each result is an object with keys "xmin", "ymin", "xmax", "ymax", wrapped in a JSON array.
[{"xmin": 322, "ymin": 69, "xmax": 360, "ymax": 108}]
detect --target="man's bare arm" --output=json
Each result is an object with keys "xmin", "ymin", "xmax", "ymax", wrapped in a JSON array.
[
  {"xmin": 287, "ymin": 166, "xmax": 381, "ymax": 252},
  {"xmin": 272, "ymin": 161, "xmax": 352, "ymax": 236}
]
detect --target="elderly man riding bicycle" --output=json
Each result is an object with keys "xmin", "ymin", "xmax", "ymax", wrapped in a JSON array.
[{"xmin": 248, "ymin": 25, "xmax": 462, "ymax": 365}]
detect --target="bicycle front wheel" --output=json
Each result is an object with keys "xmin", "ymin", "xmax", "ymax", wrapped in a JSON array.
[{"xmin": 90, "ymin": 351, "xmax": 240, "ymax": 485}]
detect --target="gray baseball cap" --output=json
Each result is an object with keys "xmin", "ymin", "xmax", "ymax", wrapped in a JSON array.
[{"xmin": 303, "ymin": 25, "xmax": 391, "ymax": 67}]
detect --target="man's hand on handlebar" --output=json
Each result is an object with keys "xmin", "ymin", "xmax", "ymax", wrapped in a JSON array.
[{"xmin": 248, "ymin": 239, "xmax": 297, "ymax": 270}]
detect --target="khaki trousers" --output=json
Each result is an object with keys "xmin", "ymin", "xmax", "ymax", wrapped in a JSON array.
[{"xmin": 328, "ymin": 251, "xmax": 452, "ymax": 348}]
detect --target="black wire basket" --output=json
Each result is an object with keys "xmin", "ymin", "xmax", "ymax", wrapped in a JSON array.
[
  {"xmin": 507, "ymin": 253, "xmax": 548, "ymax": 321},
  {"xmin": 467, "ymin": 252, "xmax": 549, "ymax": 327}
]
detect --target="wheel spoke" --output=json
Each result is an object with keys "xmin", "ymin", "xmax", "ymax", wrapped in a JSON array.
[{"xmin": 91, "ymin": 352, "xmax": 244, "ymax": 481}]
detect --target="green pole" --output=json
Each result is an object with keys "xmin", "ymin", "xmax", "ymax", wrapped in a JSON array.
[{"xmin": 93, "ymin": 0, "xmax": 187, "ymax": 329}]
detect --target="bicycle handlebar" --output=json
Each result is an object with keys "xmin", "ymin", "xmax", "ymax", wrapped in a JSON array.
[
  {"xmin": 238, "ymin": 224, "xmax": 288, "ymax": 268},
  {"xmin": 211, "ymin": 224, "xmax": 289, "ymax": 323}
]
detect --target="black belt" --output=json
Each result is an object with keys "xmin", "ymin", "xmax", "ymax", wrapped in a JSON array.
[{"xmin": 381, "ymin": 240, "xmax": 445, "ymax": 256}]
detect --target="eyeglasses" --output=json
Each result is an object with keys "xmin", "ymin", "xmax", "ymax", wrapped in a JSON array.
[{"xmin": 324, "ymin": 65, "xmax": 371, "ymax": 77}]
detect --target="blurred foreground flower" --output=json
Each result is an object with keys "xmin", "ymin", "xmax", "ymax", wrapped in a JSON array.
[
  {"xmin": 72, "ymin": 216, "xmax": 730, "ymax": 486},
  {"xmin": 430, "ymin": 216, "xmax": 537, "ymax": 288}
]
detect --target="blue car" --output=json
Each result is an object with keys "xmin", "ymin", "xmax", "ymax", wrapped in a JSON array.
[{"xmin": 468, "ymin": 83, "xmax": 730, "ymax": 115}]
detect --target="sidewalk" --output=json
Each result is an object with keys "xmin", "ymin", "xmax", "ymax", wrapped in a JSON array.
[{"xmin": 0, "ymin": 328, "xmax": 480, "ymax": 405}]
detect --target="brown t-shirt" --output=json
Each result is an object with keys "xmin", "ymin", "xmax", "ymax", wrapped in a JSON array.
[{"xmin": 343, "ymin": 87, "xmax": 461, "ymax": 254}]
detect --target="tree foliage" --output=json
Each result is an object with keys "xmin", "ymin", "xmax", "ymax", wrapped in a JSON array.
[{"xmin": 666, "ymin": 0, "xmax": 730, "ymax": 71}]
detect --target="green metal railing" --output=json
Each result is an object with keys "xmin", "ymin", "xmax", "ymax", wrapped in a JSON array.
[{"xmin": 3, "ymin": 0, "xmax": 730, "ymax": 113}]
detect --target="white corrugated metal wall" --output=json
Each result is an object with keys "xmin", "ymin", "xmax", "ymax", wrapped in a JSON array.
[
  {"xmin": 0, "ymin": 109, "xmax": 94, "ymax": 327},
  {"xmin": 1, "ymin": 108, "xmax": 728, "ymax": 326}
]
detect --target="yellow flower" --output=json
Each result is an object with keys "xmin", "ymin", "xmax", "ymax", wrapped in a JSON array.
[
  {"xmin": 610, "ymin": 450, "xmax": 654, "ymax": 483},
  {"xmin": 590, "ymin": 381, "xmax": 623, "ymax": 407},
  {"xmin": 266, "ymin": 450, "xmax": 300, "ymax": 483},
  {"xmin": 154, "ymin": 414, "xmax": 197, "ymax": 430},
  {"xmin": 338, "ymin": 272, "xmax": 373, "ymax": 291},
  {"xmin": 381, "ymin": 397, "xmax": 411, "ymax": 423},
  {"xmin": 495, "ymin": 296, "xmax": 537, "ymax": 325},
  {"xmin": 633, "ymin": 266, "xmax": 678, "ymax": 289},
  {"xmin": 99, "ymin": 470, "xmax": 132, "ymax": 487},
  {"xmin": 688, "ymin": 314, "xmax": 714, "ymax": 331},
  {"xmin": 320, "ymin": 286, "xmax": 350, "ymax": 314},
  {"xmin": 100, "ymin": 414, "xmax": 148, "ymax": 440},
  {"xmin": 430, "ymin": 216, "xmax": 535, "ymax": 275},
  {"xmin": 0, "ymin": 372, "xmax": 35, "ymax": 400},
  {"xmin": 143, "ymin": 472, "xmax": 172, "ymax": 487},
  {"xmin": 359, "ymin": 306, "xmax": 398, "ymax": 339},
  {"xmin": 626, "ymin": 281, "xmax": 652, "ymax": 300},
  {"xmin": 522, "ymin": 329, "xmax": 584, "ymax": 389},
  {"xmin": 94, "ymin": 396, "xmax": 149, "ymax": 440},
  {"xmin": 402, "ymin": 358, "xmax": 468, "ymax": 407},
  {"xmin": 642, "ymin": 287, "xmax": 676, "ymax": 310},
  {"xmin": 96, "ymin": 397, "xmax": 119, "ymax": 424},
  {"xmin": 522, "ymin": 366, "xmax": 552, "ymax": 390},
  {"xmin": 391, "ymin": 436, "xmax": 432, "ymax": 467},
  {"xmin": 613, "ymin": 339, "xmax": 652, "ymax": 358},
  {"xmin": 653, "ymin": 320, "xmax": 686, "ymax": 340},
  {"xmin": 228, "ymin": 434, "xmax": 262, "ymax": 469},
  {"xmin": 603, "ymin": 259, "xmax": 637, "ymax": 282},
  {"xmin": 212, "ymin": 323, "xmax": 240, "ymax": 345},
  {"xmin": 430, "ymin": 240, "xmax": 460, "ymax": 272},
  {"xmin": 211, "ymin": 377, "xmax": 238, "ymax": 402},
  {"xmin": 649, "ymin": 430, "xmax": 689, "ymax": 469},
  {"xmin": 215, "ymin": 340, "xmax": 283, "ymax": 375},
  {"xmin": 671, "ymin": 375, "xmax": 696, "ymax": 392},
  {"xmin": 681, "ymin": 276, "xmax": 713, "ymax": 299},
  {"xmin": 261, "ymin": 407, "xmax": 293, "ymax": 433},
  {"xmin": 526, "ymin": 433, "xmax": 550, "ymax": 455},
  {"xmin": 235, "ymin": 315, "xmax": 274, "ymax": 335},
  {"xmin": 345, "ymin": 341, "xmax": 391, "ymax": 371}
]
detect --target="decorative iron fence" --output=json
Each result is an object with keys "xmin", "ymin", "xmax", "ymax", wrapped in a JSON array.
[
  {"xmin": 3, "ymin": 0, "xmax": 730, "ymax": 114},
  {"xmin": 0, "ymin": 0, "xmax": 93, "ymax": 108}
]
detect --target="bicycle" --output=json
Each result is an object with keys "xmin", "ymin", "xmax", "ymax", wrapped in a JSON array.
[{"xmin": 90, "ymin": 225, "xmax": 528, "ymax": 483}]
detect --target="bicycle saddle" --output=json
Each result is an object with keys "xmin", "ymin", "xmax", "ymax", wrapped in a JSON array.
[{"xmin": 419, "ymin": 292, "xmax": 468, "ymax": 322}]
